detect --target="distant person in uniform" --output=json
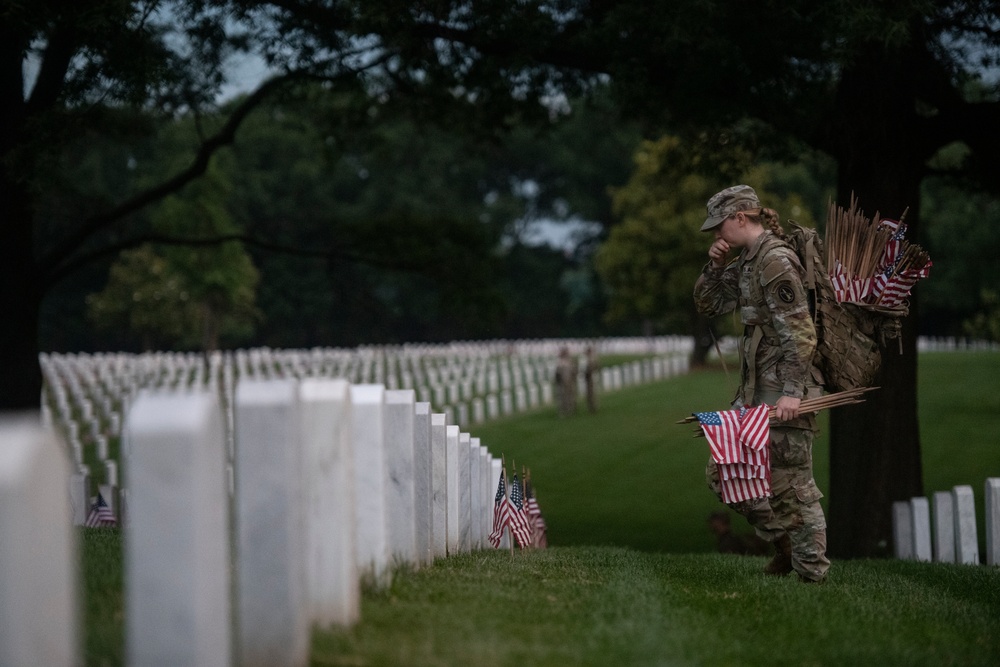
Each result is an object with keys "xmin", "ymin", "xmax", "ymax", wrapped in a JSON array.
[
  {"xmin": 554, "ymin": 346, "xmax": 577, "ymax": 417},
  {"xmin": 584, "ymin": 345, "xmax": 600, "ymax": 413}
]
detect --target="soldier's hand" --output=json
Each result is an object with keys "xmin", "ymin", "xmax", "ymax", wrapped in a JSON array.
[
  {"xmin": 708, "ymin": 239, "xmax": 731, "ymax": 267},
  {"xmin": 775, "ymin": 396, "xmax": 801, "ymax": 421}
]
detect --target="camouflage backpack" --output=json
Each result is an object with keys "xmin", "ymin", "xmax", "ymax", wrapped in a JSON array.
[{"xmin": 784, "ymin": 222, "xmax": 907, "ymax": 392}]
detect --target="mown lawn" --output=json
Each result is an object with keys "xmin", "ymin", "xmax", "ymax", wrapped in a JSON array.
[{"xmin": 312, "ymin": 547, "xmax": 999, "ymax": 667}]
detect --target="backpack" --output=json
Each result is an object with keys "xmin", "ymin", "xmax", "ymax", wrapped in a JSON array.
[{"xmin": 783, "ymin": 222, "xmax": 907, "ymax": 392}]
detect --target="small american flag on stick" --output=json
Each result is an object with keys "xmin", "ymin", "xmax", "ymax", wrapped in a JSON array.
[{"xmin": 85, "ymin": 491, "xmax": 117, "ymax": 528}]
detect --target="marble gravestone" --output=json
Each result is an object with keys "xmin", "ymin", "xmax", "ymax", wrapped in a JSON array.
[
  {"xmin": 430, "ymin": 413, "xmax": 449, "ymax": 559},
  {"xmin": 932, "ymin": 491, "xmax": 955, "ymax": 563},
  {"xmin": 299, "ymin": 378, "xmax": 359, "ymax": 628},
  {"xmin": 349, "ymin": 384, "xmax": 390, "ymax": 580},
  {"xmin": 953, "ymin": 485, "xmax": 980, "ymax": 565},
  {"xmin": 413, "ymin": 402, "xmax": 434, "ymax": 566},
  {"xmin": 0, "ymin": 416, "xmax": 77, "ymax": 667},
  {"xmin": 126, "ymin": 391, "xmax": 230, "ymax": 667},
  {"xmin": 385, "ymin": 390, "xmax": 418, "ymax": 567},
  {"xmin": 446, "ymin": 425, "xmax": 462, "ymax": 555},
  {"xmin": 234, "ymin": 380, "xmax": 309, "ymax": 667}
]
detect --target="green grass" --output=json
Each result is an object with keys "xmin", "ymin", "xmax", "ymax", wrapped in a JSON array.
[
  {"xmin": 471, "ymin": 364, "xmax": 823, "ymax": 554},
  {"xmin": 81, "ymin": 352, "xmax": 1000, "ymax": 666},
  {"xmin": 312, "ymin": 548, "xmax": 1000, "ymax": 667}
]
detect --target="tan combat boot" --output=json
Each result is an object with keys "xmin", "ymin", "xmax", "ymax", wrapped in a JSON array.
[{"xmin": 763, "ymin": 534, "xmax": 794, "ymax": 576}]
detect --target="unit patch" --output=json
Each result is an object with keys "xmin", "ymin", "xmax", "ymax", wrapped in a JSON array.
[{"xmin": 775, "ymin": 281, "xmax": 796, "ymax": 304}]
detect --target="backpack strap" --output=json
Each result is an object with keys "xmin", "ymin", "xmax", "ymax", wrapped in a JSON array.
[{"xmin": 741, "ymin": 233, "xmax": 790, "ymax": 404}]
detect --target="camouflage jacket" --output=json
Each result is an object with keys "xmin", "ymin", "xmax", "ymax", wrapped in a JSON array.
[{"xmin": 693, "ymin": 231, "xmax": 820, "ymax": 419}]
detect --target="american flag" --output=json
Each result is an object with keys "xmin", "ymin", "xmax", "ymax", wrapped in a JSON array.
[
  {"xmin": 488, "ymin": 469, "xmax": 511, "ymax": 548},
  {"xmin": 524, "ymin": 477, "xmax": 548, "ymax": 548},
  {"xmin": 508, "ymin": 473, "xmax": 534, "ymax": 549},
  {"xmin": 694, "ymin": 405, "xmax": 772, "ymax": 504},
  {"xmin": 85, "ymin": 491, "xmax": 117, "ymax": 528}
]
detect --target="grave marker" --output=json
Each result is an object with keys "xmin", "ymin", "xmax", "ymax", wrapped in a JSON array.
[
  {"xmin": 234, "ymin": 380, "xmax": 309, "ymax": 667},
  {"xmin": 910, "ymin": 497, "xmax": 932, "ymax": 562},
  {"xmin": 299, "ymin": 378, "xmax": 359, "ymax": 628},
  {"xmin": 385, "ymin": 390, "xmax": 418, "ymax": 566},
  {"xmin": 430, "ymin": 413, "xmax": 448, "ymax": 558},
  {"xmin": 126, "ymin": 391, "xmax": 230, "ymax": 667},
  {"xmin": 892, "ymin": 501, "xmax": 914, "ymax": 559},
  {"xmin": 932, "ymin": 491, "xmax": 955, "ymax": 563},
  {"xmin": 0, "ymin": 416, "xmax": 77, "ymax": 667},
  {"xmin": 349, "ymin": 384, "xmax": 390, "ymax": 579},
  {"xmin": 414, "ymin": 402, "xmax": 433, "ymax": 566},
  {"xmin": 986, "ymin": 478, "xmax": 999, "ymax": 566},
  {"xmin": 953, "ymin": 485, "xmax": 980, "ymax": 565}
]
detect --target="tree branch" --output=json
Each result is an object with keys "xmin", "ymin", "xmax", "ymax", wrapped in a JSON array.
[
  {"xmin": 38, "ymin": 73, "xmax": 298, "ymax": 282},
  {"xmin": 42, "ymin": 228, "xmax": 441, "ymax": 292}
]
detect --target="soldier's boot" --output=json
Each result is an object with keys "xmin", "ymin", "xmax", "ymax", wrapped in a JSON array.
[{"xmin": 763, "ymin": 534, "xmax": 793, "ymax": 576}]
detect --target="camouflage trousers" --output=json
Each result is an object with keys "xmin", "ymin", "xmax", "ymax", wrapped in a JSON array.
[{"xmin": 706, "ymin": 426, "xmax": 830, "ymax": 581}]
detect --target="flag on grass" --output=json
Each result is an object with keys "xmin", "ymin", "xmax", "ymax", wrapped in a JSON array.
[
  {"xmin": 694, "ymin": 405, "xmax": 772, "ymax": 504},
  {"xmin": 524, "ymin": 476, "xmax": 548, "ymax": 549},
  {"xmin": 508, "ymin": 473, "xmax": 534, "ymax": 549},
  {"xmin": 85, "ymin": 491, "xmax": 117, "ymax": 528},
  {"xmin": 488, "ymin": 468, "xmax": 511, "ymax": 548}
]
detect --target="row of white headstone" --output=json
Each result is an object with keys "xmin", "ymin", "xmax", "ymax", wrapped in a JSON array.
[
  {"xmin": 0, "ymin": 377, "xmax": 546, "ymax": 666},
  {"xmin": 0, "ymin": 340, "xmax": 692, "ymax": 665},
  {"xmin": 892, "ymin": 479, "xmax": 1000, "ymax": 565},
  {"xmin": 916, "ymin": 336, "xmax": 1000, "ymax": 352},
  {"xmin": 40, "ymin": 337, "xmax": 693, "ymax": 522}
]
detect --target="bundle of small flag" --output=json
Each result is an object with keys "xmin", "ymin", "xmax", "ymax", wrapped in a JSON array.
[
  {"xmin": 826, "ymin": 198, "xmax": 931, "ymax": 307},
  {"xmin": 692, "ymin": 405, "xmax": 771, "ymax": 503},
  {"xmin": 489, "ymin": 462, "xmax": 547, "ymax": 550}
]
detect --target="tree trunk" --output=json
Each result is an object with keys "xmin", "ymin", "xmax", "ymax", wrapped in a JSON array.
[
  {"xmin": 0, "ymin": 178, "xmax": 42, "ymax": 411},
  {"xmin": 826, "ymin": 46, "xmax": 925, "ymax": 558},
  {"xmin": 690, "ymin": 312, "xmax": 715, "ymax": 367}
]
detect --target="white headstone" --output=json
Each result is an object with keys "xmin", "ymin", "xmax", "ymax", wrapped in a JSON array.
[
  {"xmin": 446, "ymin": 425, "xmax": 461, "ymax": 555},
  {"xmin": 985, "ymin": 478, "xmax": 1000, "ymax": 566},
  {"xmin": 299, "ymin": 378, "xmax": 359, "ymax": 628},
  {"xmin": 385, "ymin": 389, "xmax": 418, "ymax": 567},
  {"xmin": 910, "ymin": 497, "xmax": 932, "ymax": 562},
  {"xmin": 932, "ymin": 491, "xmax": 955, "ymax": 563},
  {"xmin": 470, "ymin": 438, "xmax": 483, "ymax": 550},
  {"xmin": 234, "ymin": 379, "xmax": 309, "ymax": 667},
  {"xmin": 892, "ymin": 501, "xmax": 913, "ymax": 559},
  {"xmin": 0, "ymin": 416, "xmax": 77, "ymax": 667},
  {"xmin": 480, "ymin": 449, "xmax": 492, "ymax": 545},
  {"xmin": 413, "ymin": 403, "xmax": 433, "ymax": 566},
  {"xmin": 458, "ymin": 432, "xmax": 472, "ymax": 552},
  {"xmin": 126, "ymin": 391, "xmax": 230, "ymax": 667},
  {"xmin": 69, "ymin": 469, "xmax": 89, "ymax": 526},
  {"xmin": 430, "ymin": 413, "xmax": 448, "ymax": 559},
  {"xmin": 350, "ymin": 384, "xmax": 390, "ymax": 579},
  {"xmin": 953, "ymin": 485, "xmax": 980, "ymax": 565}
]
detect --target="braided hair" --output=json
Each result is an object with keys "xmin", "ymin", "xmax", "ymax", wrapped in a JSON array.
[{"xmin": 745, "ymin": 207, "xmax": 784, "ymax": 238}]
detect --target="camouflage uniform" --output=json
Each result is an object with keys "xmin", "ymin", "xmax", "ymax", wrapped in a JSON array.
[{"xmin": 694, "ymin": 213, "xmax": 831, "ymax": 582}]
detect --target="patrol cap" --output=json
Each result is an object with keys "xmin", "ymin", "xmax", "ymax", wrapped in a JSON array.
[{"xmin": 701, "ymin": 184, "xmax": 761, "ymax": 231}]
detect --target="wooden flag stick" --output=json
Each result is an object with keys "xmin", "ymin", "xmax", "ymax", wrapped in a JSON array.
[{"xmin": 676, "ymin": 387, "xmax": 879, "ymax": 425}]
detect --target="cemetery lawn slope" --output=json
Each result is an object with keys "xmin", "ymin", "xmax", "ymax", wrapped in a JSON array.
[
  {"xmin": 312, "ymin": 547, "xmax": 1000, "ymax": 667},
  {"xmin": 471, "ymin": 352, "xmax": 999, "ymax": 554}
]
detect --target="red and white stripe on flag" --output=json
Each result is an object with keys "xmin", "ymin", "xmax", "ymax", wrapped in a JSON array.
[{"xmin": 695, "ymin": 405, "xmax": 773, "ymax": 503}]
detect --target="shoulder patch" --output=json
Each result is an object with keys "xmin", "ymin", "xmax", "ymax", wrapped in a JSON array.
[
  {"xmin": 775, "ymin": 281, "xmax": 796, "ymax": 304},
  {"xmin": 760, "ymin": 250, "xmax": 795, "ymax": 285}
]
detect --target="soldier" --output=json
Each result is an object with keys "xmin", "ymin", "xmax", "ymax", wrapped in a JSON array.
[
  {"xmin": 584, "ymin": 345, "xmax": 600, "ymax": 414},
  {"xmin": 554, "ymin": 346, "xmax": 578, "ymax": 418},
  {"xmin": 692, "ymin": 184, "xmax": 830, "ymax": 583}
]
